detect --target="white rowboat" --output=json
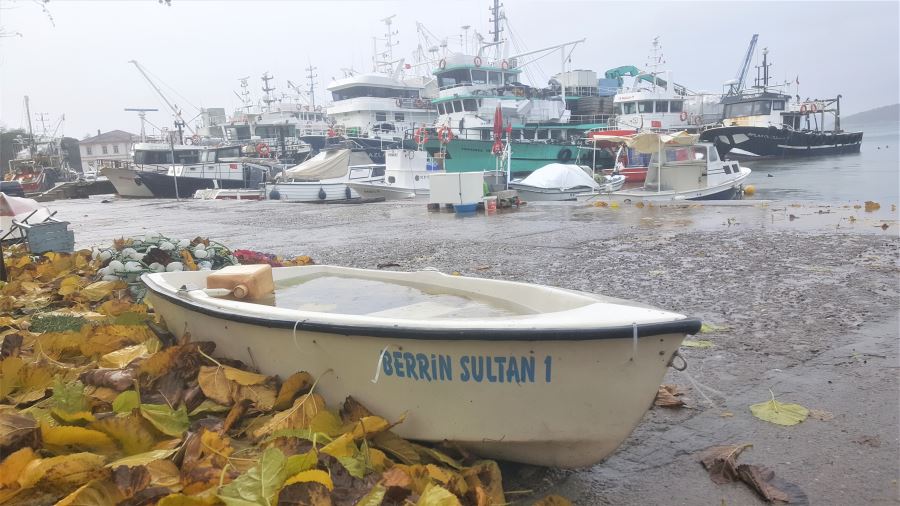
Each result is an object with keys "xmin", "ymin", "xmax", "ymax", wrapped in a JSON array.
[{"xmin": 142, "ymin": 266, "xmax": 700, "ymax": 468}]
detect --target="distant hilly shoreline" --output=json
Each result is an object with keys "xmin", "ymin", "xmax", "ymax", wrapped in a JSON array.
[{"xmin": 843, "ymin": 104, "xmax": 899, "ymax": 124}]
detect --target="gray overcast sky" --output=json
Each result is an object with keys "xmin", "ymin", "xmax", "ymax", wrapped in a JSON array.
[{"xmin": 1, "ymin": 0, "xmax": 897, "ymax": 138}]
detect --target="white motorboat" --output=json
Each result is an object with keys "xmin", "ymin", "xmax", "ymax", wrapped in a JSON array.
[
  {"xmin": 509, "ymin": 163, "xmax": 625, "ymax": 202},
  {"xmin": 593, "ymin": 132, "xmax": 751, "ymax": 202},
  {"xmin": 142, "ymin": 265, "xmax": 701, "ymax": 468},
  {"xmin": 346, "ymin": 149, "xmax": 440, "ymax": 200},
  {"xmin": 264, "ymin": 149, "xmax": 384, "ymax": 202},
  {"xmin": 99, "ymin": 163, "xmax": 154, "ymax": 198}
]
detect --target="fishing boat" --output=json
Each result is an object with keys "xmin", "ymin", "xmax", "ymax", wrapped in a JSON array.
[
  {"xmin": 594, "ymin": 132, "xmax": 751, "ymax": 202},
  {"xmin": 142, "ymin": 264, "xmax": 701, "ymax": 468},
  {"xmin": 346, "ymin": 148, "xmax": 440, "ymax": 200},
  {"xmin": 130, "ymin": 143, "xmax": 267, "ymax": 199},
  {"xmin": 326, "ymin": 17, "xmax": 438, "ymax": 145},
  {"xmin": 98, "ymin": 160, "xmax": 155, "ymax": 198},
  {"xmin": 699, "ymin": 38, "xmax": 862, "ymax": 158},
  {"xmin": 408, "ymin": 3, "xmax": 614, "ymax": 175},
  {"xmin": 609, "ymin": 38, "xmax": 723, "ymax": 133},
  {"xmin": 264, "ymin": 148, "xmax": 383, "ymax": 202},
  {"xmin": 509, "ymin": 163, "xmax": 624, "ymax": 202}
]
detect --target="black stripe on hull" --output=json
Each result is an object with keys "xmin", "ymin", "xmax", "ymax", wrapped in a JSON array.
[
  {"xmin": 691, "ymin": 186, "xmax": 742, "ymax": 201},
  {"xmin": 143, "ymin": 281, "xmax": 703, "ymax": 341},
  {"xmin": 700, "ymin": 126, "xmax": 863, "ymax": 158}
]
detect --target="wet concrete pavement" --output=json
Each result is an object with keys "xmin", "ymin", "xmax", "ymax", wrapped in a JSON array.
[{"xmin": 52, "ymin": 197, "xmax": 900, "ymax": 505}]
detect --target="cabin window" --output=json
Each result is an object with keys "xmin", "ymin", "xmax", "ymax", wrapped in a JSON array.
[
  {"xmin": 394, "ymin": 113, "xmax": 404, "ymax": 122},
  {"xmin": 437, "ymin": 103, "xmax": 445, "ymax": 115},
  {"xmin": 201, "ymin": 151, "xmax": 215, "ymax": 163},
  {"xmin": 218, "ymin": 147, "xmax": 240, "ymax": 158},
  {"xmin": 708, "ymin": 147, "xmax": 719, "ymax": 162},
  {"xmin": 756, "ymin": 101, "xmax": 771, "ymax": 115},
  {"xmin": 550, "ymin": 130, "xmax": 563, "ymax": 140},
  {"xmin": 488, "ymin": 72, "xmax": 501, "ymax": 85},
  {"xmin": 455, "ymin": 101, "xmax": 464, "ymax": 113},
  {"xmin": 669, "ymin": 100, "xmax": 684, "ymax": 113},
  {"xmin": 375, "ymin": 112, "xmax": 387, "ymax": 122},
  {"xmin": 638, "ymin": 101, "xmax": 654, "ymax": 113},
  {"xmin": 537, "ymin": 130, "xmax": 549, "ymax": 140},
  {"xmin": 723, "ymin": 165, "xmax": 731, "ymax": 174},
  {"xmin": 472, "ymin": 69, "xmax": 487, "ymax": 84},
  {"xmin": 615, "ymin": 103, "xmax": 623, "ymax": 115},
  {"xmin": 481, "ymin": 130, "xmax": 492, "ymax": 141},
  {"xmin": 523, "ymin": 129, "xmax": 536, "ymax": 140},
  {"xmin": 773, "ymin": 101, "xmax": 785, "ymax": 111},
  {"xmin": 655, "ymin": 101, "xmax": 669, "ymax": 113},
  {"xmin": 504, "ymin": 73, "xmax": 516, "ymax": 85},
  {"xmin": 86, "ymin": 146, "xmax": 92, "ymax": 155},
  {"xmin": 437, "ymin": 69, "xmax": 472, "ymax": 88},
  {"xmin": 622, "ymin": 102, "xmax": 636, "ymax": 114},
  {"xmin": 463, "ymin": 99, "xmax": 478, "ymax": 112}
]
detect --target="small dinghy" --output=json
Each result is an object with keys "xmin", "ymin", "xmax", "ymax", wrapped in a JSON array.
[
  {"xmin": 143, "ymin": 265, "xmax": 700, "ymax": 468},
  {"xmin": 509, "ymin": 163, "xmax": 624, "ymax": 202}
]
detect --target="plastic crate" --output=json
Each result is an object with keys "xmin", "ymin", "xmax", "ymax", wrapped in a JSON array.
[{"xmin": 18, "ymin": 220, "xmax": 75, "ymax": 254}]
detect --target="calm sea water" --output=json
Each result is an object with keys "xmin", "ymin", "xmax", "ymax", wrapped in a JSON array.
[{"xmin": 742, "ymin": 120, "xmax": 899, "ymax": 203}]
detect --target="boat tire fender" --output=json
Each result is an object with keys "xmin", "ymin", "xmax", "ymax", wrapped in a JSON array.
[
  {"xmin": 439, "ymin": 59, "xmax": 447, "ymax": 70},
  {"xmin": 318, "ymin": 187, "xmax": 327, "ymax": 200},
  {"xmin": 474, "ymin": 56, "xmax": 482, "ymax": 67},
  {"xmin": 269, "ymin": 189, "xmax": 281, "ymax": 200},
  {"xmin": 557, "ymin": 148, "xmax": 573, "ymax": 162},
  {"xmin": 680, "ymin": 111, "xmax": 688, "ymax": 121},
  {"xmin": 800, "ymin": 104, "xmax": 808, "ymax": 114},
  {"xmin": 345, "ymin": 186, "xmax": 352, "ymax": 199},
  {"xmin": 501, "ymin": 60, "xmax": 509, "ymax": 70}
]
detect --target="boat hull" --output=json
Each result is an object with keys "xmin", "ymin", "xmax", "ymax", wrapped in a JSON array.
[
  {"xmin": 700, "ymin": 126, "xmax": 863, "ymax": 158},
  {"xmin": 100, "ymin": 167, "xmax": 154, "ymax": 198},
  {"xmin": 264, "ymin": 182, "xmax": 359, "ymax": 202},
  {"xmin": 346, "ymin": 182, "xmax": 422, "ymax": 200},
  {"xmin": 146, "ymin": 293, "xmax": 689, "ymax": 468},
  {"xmin": 410, "ymin": 138, "xmax": 613, "ymax": 176},
  {"xmin": 508, "ymin": 184, "xmax": 592, "ymax": 202}
]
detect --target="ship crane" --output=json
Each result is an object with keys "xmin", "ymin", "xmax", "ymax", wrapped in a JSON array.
[
  {"xmin": 128, "ymin": 59, "xmax": 196, "ymax": 135},
  {"xmin": 725, "ymin": 34, "xmax": 758, "ymax": 96}
]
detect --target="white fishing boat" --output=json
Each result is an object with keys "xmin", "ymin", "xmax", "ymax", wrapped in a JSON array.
[
  {"xmin": 99, "ymin": 162, "xmax": 154, "ymax": 198},
  {"xmin": 509, "ymin": 163, "xmax": 625, "ymax": 201},
  {"xmin": 595, "ymin": 132, "xmax": 751, "ymax": 202},
  {"xmin": 142, "ymin": 265, "xmax": 700, "ymax": 468},
  {"xmin": 346, "ymin": 149, "xmax": 440, "ymax": 200},
  {"xmin": 264, "ymin": 148, "xmax": 383, "ymax": 202}
]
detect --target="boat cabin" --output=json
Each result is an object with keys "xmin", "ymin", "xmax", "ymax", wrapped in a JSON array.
[
  {"xmin": 720, "ymin": 91, "xmax": 792, "ymax": 128},
  {"xmin": 645, "ymin": 142, "xmax": 741, "ymax": 192}
]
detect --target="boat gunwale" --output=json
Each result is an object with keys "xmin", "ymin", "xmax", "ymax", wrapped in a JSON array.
[{"xmin": 142, "ymin": 272, "xmax": 702, "ymax": 341}]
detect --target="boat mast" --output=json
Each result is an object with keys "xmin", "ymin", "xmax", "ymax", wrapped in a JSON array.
[
  {"xmin": 24, "ymin": 96, "xmax": 35, "ymax": 158},
  {"xmin": 754, "ymin": 47, "xmax": 771, "ymax": 91},
  {"xmin": 305, "ymin": 64, "xmax": 318, "ymax": 110},
  {"xmin": 261, "ymin": 72, "xmax": 276, "ymax": 112},
  {"xmin": 129, "ymin": 60, "xmax": 196, "ymax": 135}
]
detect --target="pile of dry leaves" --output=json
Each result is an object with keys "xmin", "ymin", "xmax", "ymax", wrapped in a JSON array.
[{"xmin": 0, "ymin": 245, "xmax": 564, "ymax": 506}]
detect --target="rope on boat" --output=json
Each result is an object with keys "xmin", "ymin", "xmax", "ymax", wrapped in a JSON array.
[
  {"xmin": 371, "ymin": 345, "xmax": 390, "ymax": 384},
  {"xmin": 631, "ymin": 322, "xmax": 638, "ymax": 361},
  {"xmin": 291, "ymin": 319, "xmax": 307, "ymax": 353}
]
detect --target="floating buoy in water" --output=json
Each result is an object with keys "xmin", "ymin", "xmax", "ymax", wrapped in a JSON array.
[{"xmin": 744, "ymin": 185, "xmax": 756, "ymax": 196}]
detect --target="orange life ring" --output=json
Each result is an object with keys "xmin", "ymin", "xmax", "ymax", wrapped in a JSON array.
[
  {"xmin": 439, "ymin": 59, "xmax": 447, "ymax": 70},
  {"xmin": 256, "ymin": 143, "xmax": 270, "ymax": 157},
  {"xmin": 438, "ymin": 126, "xmax": 453, "ymax": 144},
  {"xmin": 501, "ymin": 60, "xmax": 509, "ymax": 70},
  {"xmin": 810, "ymin": 103, "xmax": 818, "ymax": 113},
  {"xmin": 679, "ymin": 111, "xmax": 688, "ymax": 122},
  {"xmin": 800, "ymin": 104, "xmax": 808, "ymax": 114},
  {"xmin": 473, "ymin": 56, "xmax": 482, "ymax": 67},
  {"xmin": 414, "ymin": 127, "xmax": 430, "ymax": 145}
]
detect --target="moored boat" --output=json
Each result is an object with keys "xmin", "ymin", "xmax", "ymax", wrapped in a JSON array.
[
  {"xmin": 346, "ymin": 148, "xmax": 440, "ymax": 200},
  {"xmin": 509, "ymin": 163, "xmax": 624, "ymax": 201},
  {"xmin": 595, "ymin": 132, "xmax": 751, "ymax": 202},
  {"xmin": 142, "ymin": 265, "xmax": 701, "ymax": 467},
  {"xmin": 264, "ymin": 148, "xmax": 384, "ymax": 202}
]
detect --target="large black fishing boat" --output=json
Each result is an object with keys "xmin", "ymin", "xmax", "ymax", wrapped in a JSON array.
[{"xmin": 700, "ymin": 39, "xmax": 863, "ymax": 159}]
